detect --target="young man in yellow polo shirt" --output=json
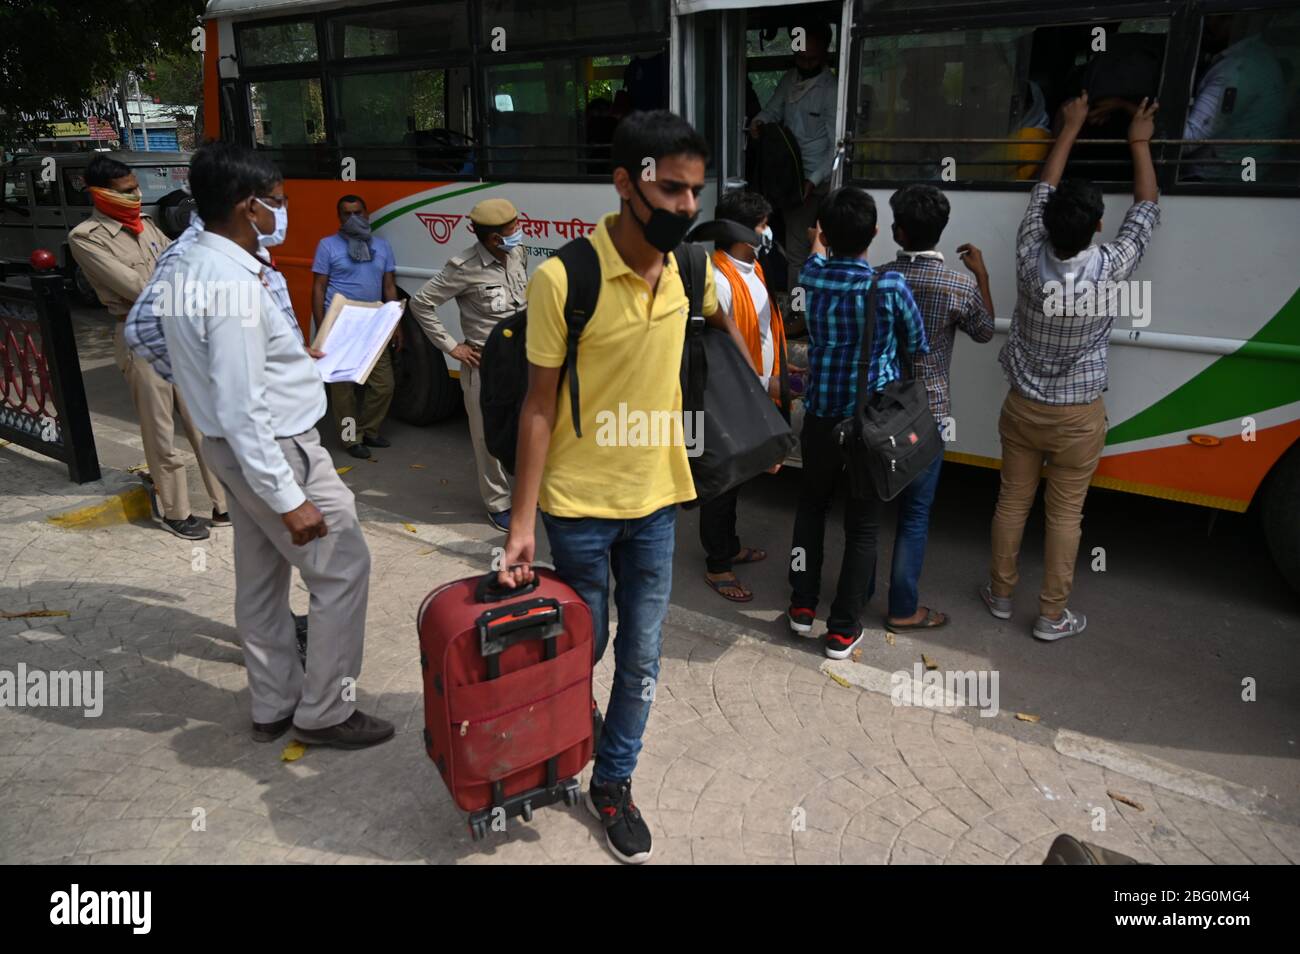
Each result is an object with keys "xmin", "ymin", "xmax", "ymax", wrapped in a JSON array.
[{"xmin": 498, "ymin": 110, "xmax": 747, "ymax": 864}]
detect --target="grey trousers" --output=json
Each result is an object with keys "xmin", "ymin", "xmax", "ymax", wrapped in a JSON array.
[
  {"xmin": 785, "ymin": 182, "xmax": 831, "ymax": 289},
  {"xmin": 202, "ymin": 428, "xmax": 370, "ymax": 730},
  {"xmin": 459, "ymin": 364, "xmax": 512, "ymax": 513}
]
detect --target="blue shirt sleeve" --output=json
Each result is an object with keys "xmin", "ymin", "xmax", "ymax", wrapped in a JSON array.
[
  {"xmin": 378, "ymin": 238, "xmax": 396, "ymax": 274},
  {"xmin": 311, "ymin": 237, "xmax": 332, "ymax": 276}
]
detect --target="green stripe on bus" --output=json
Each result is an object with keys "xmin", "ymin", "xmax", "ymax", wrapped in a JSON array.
[
  {"xmin": 1106, "ymin": 287, "xmax": 1300, "ymax": 446},
  {"xmin": 371, "ymin": 182, "xmax": 501, "ymax": 230}
]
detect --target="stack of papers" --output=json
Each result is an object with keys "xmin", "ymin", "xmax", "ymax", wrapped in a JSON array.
[{"xmin": 312, "ymin": 299, "xmax": 405, "ymax": 384}]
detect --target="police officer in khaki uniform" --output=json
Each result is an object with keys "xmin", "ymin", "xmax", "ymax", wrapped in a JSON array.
[
  {"xmin": 409, "ymin": 198, "xmax": 526, "ymax": 531},
  {"xmin": 68, "ymin": 154, "xmax": 228, "ymax": 540}
]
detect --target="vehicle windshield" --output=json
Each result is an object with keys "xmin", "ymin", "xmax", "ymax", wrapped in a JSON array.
[{"xmin": 63, "ymin": 163, "xmax": 190, "ymax": 206}]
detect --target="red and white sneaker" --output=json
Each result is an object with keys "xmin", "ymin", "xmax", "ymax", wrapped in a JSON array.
[{"xmin": 787, "ymin": 606, "xmax": 816, "ymax": 637}]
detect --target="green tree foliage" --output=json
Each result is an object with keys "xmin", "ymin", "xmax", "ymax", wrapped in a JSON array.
[{"xmin": 0, "ymin": 0, "xmax": 205, "ymax": 148}]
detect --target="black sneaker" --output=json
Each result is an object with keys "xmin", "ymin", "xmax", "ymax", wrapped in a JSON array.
[
  {"xmin": 362, "ymin": 434, "xmax": 391, "ymax": 448},
  {"xmin": 210, "ymin": 509, "xmax": 231, "ymax": 527},
  {"xmin": 158, "ymin": 514, "xmax": 209, "ymax": 541},
  {"xmin": 587, "ymin": 778, "xmax": 653, "ymax": 864},
  {"xmin": 346, "ymin": 443, "xmax": 371, "ymax": 460},
  {"xmin": 824, "ymin": 626, "xmax": 864, "ymax": 660}
]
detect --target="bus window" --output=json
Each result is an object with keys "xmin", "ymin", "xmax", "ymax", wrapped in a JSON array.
[
  {"xmin": 328, "ymin": 2, "xmax": 470, "ymax": 57},
  {"xmin": 333, "ymin": 67, "xmax": 475, "ymax": 177},
  {"xmin": 852, "ymin": 18, "xmax": 1169, "ymax": 185},
  {"xmin": 854, "ymin": 27, "xmax": 1035, "ymax": 182},
  {"xmin": 134, "ymin": 165, "xmax": 190, "ymax": 204},
  {"xmin": 479, "ymin": 0, "xmax": 667, "ymax": 46},
  {"xmin": 239, "ymin": 19, "xmax": 319, "ymax": 67},
  {"xmin": 485, "ymin": 50, "xmax": 666, "ymax": 178},
  {"xmin": 249, "ymin": 78, "xmax": 327, "ymax": 147},
  {"xmin": 1176, "ymin": 9, "xmax": 1300, "ymax": 186}
]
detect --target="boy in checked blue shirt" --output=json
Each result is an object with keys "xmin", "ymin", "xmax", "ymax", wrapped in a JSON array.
[{"xmin": 787, "ymin": 186, "xmax": 928, "ymax": 659}]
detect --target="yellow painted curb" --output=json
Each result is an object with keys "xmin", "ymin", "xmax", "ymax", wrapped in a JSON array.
[{"xmin": 46, "ymin": 485, "xmax": 152, "ymax": 530}]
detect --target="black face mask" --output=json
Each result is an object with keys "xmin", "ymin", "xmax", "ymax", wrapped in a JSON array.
[
  {"xmin": 795, "ymin": 62, "xmax": 823, "ymax": 79},
  {"xmin": 629, "ymin": 178, "xmax": 697, "ymax": 254}
]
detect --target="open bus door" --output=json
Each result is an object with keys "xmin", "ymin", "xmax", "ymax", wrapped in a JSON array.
[{"xmin": 675, "ymin": 0, "xmax": 853, "ymax": 203}]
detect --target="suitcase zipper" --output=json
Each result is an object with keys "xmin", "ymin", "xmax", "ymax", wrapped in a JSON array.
[{"xmin": 451, "ymin": 674, "xmax": 590, "ymax": 733}]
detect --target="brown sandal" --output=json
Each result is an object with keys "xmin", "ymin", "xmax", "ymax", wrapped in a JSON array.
[
  {"xmin": 885, "ymin": 607, "xmax": 949, "ymax": 632},
  {"xmin": 704, "ymin": 574, "xmax": 754, "ymax": 603},
  {"xmin": 732, "ymin": 546, "xmax": 767, "ymax": 565}
]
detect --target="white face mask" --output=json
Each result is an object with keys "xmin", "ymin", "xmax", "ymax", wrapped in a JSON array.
[{"xmin": 253, "ymin": 197, "xmax": 288, "ymax": 248}]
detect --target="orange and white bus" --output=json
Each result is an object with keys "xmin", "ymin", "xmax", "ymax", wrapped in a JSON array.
[{"xmin": 200, "ymin": 0, "xmax": 1300, "ymax": 591}]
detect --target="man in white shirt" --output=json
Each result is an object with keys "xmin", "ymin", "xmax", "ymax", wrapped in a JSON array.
[
  {"xmin": 750, "ymin": 21, "xmax": 839, "ymax": 286},
  {"xmin": 164, "ymin": 142, "xmax": 392, "ymax": 749}
]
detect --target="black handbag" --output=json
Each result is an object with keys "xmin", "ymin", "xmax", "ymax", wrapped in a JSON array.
[
  {"xmin": 678, "ymin": 244, "xmax": 796, "ymax": 507},
  {"xmin": 833, "ymin": 280, "xmax": 942, "ymax": 502}
]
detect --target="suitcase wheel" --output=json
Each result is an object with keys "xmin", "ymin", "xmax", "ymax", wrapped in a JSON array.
[
  {"xmin": 562, "ymin": 780, "xmax": 581, "ymax": 807},
  {"xmin": 469, "ymin": 818, "xmax": 489, "ymax": 841}
]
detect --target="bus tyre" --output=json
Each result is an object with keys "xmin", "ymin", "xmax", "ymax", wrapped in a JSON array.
[
  {"xmin": 1261, "ymin": 442, "xmax": 1300, "ymax": 596},
  {"xmin": 389, "ymin": 308, "xmax": 459, "ymax": 426}
]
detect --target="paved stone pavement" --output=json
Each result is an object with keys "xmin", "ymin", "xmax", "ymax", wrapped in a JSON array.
[{"xmin": 2, "ymin": 443, "xmax": 1298, "ymax": 866}]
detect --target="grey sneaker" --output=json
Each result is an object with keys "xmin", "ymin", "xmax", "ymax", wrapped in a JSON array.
[
  {"xmin": 1033, "ymin": 608, "xmax": 1087, "ymax": 641},
  {"xmin": 979, "ymin": 583, "xmax": 1012, "ymax": 620}
]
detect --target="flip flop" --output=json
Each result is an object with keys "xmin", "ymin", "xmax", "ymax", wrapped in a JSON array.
[
  {"xmin": 732, "ymin": 546, "xmax": 767, "ymax": 565},
  {"xmin": 704, "ymin": 574, "xmax": 754, "ymax": 603},
  {"xmin": 885, "ymin": 608, "xmax": 949, "ymax": 632}
]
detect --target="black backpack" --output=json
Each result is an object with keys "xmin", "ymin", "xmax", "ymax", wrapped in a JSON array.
[{"xmin": 479, "ymin": 239, "xmax": 707, "ymax": 475}]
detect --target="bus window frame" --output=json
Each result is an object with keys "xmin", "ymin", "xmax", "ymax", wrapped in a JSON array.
[
  {"xmin": 845, "ymin": 0, "xmax": 1300, "ymax": 198},
  {"xmin": 227, "ymin": 0, "xmax": 671, "ymax": 183}
]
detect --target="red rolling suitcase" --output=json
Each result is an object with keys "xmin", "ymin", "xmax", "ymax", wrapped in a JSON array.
[{"xmin": 416, "ymin": 568, "xmax": 594, "ymax": 839}]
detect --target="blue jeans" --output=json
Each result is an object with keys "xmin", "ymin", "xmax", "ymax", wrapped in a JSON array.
[
  {"xmin": 887, "ymin": 452, "xmax": 943, "ymax": 619},
  {"xmin": 542, "ymin": 504, "xmax": 676, "ymax": 785}
]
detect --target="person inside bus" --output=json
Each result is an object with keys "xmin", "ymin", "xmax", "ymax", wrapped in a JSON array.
[
  {"xmin": 165, "ymin": 142, "xmax": 393, "ymax": 750},
  {"xmin": 984, "ymin": 92, "xmax": 1160, "ymax": 641},
  {"xmin": 68, "ymin": 154, "xmax": 229, "ymax": 542},
  {"xmin": 408, "ymin": 198, "xmax": 526, "ymax": 532},
  {"xmin": 749, "ymin": 21, "xmax": 838, "ymax": 289},
  {"xmin": 311, "ymin": 195, "xmax": 401, "ymax": 460},
  {"xmin": 694, "ymin": 189, "xmax": 786, "ymax": 604},
  {"xmin": 788, "ymin": 187, "xmax": 927, "ymax": 661},
  {"xmin": 497, "ymin": 111, "xmax": 748, "ymax": 864},
  {"xmin": 878, "ymin": 184, "xmax": 994, "ymax": 634},
  {"xmin": 1087, "ymin": 15, "xmax": 1287, "ymax": 181}
]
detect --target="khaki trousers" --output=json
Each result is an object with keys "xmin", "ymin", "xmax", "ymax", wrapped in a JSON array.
[
  {"xmin": 202, "ymin": 428, "xmax": 370, "ymax": 730},
  {"xmin": 459, "ymin": 363, "xmax": 511, "ymax": 513},
  {"xmin": 329, "ymin": 347, "xmax": 394, "ymax": 446},
  {"xmin": 113, "ymin": 321, "xmax": 227, "ymax": 520},
  {"xmin": 990, "ymin": 390, "xmax": 1107, "ymax": 616}
]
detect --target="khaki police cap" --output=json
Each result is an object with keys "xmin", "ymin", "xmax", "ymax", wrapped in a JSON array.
[{"xmin": 469, "ymin": 198, "xmax": 518, "ymax": 227}]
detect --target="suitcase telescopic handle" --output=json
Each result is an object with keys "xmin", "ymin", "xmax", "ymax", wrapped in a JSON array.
[
  {"xmin": 475, "ymin": 570, "xmax": 540, "ymax": 603},
  {"xmin": 476, "ymin": 598, "xmax": 565, "ymax": 664}
]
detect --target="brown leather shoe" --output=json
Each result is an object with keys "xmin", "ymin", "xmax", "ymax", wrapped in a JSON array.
[
  {"xmin": 251, "ymin": 715, "xmax": 293, "ymax": 743},
  {"xmin": 292, "ymin": 710, "xmax": 395, "ymax": 749}
]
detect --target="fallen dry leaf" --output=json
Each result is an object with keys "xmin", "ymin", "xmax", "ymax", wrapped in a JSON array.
[
  {"xmin": 401, "ymin": 522, "xmax": 418, "ymax": 534},
  {"xmin": 281, "ymin": 740, "xmax": 307, "ymax": 762},
  {"xmin": 921, "ymin": 653, "xmax": 938, "ymax": 671},
  {"xmin": 826, "ymin": 671, "xmax": 851, "ymax": 689},
  {"xmin": 335, "ymin": 466, "xmax": 353, "ymax": 475},
  {"xmin": 884, "ymin": 631, "xmax": 896, "ymax": 646},
  {"xmin": 851, "ymin": 647, "xmax": 863, "ymax": 662},
  {"xmin": 0, "ymin": 609, "xmax": 70, "ymax": 619},
  {"xmin": 409, "ymin": 464, "xmax": 426, "ymax": 469},
  {"xmin": 417, "ymin": 548, "xmax": 435, "ymax": 556},
  {"xmin": 126, "ymin": 463, "xmax": 149, "ymax": 474},
  {"xmin": 1107, "ymin": 790, "xmax": 1145, "ymax": 811},
  {"xmin": 1015, "ymin": 712, "xmax": 1041, "ymax": 723}
]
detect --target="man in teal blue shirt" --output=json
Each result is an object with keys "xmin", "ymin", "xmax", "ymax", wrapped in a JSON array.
[{"xmin": 312, "ymin": 194, "xmax": 401, "ymax": 459}]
